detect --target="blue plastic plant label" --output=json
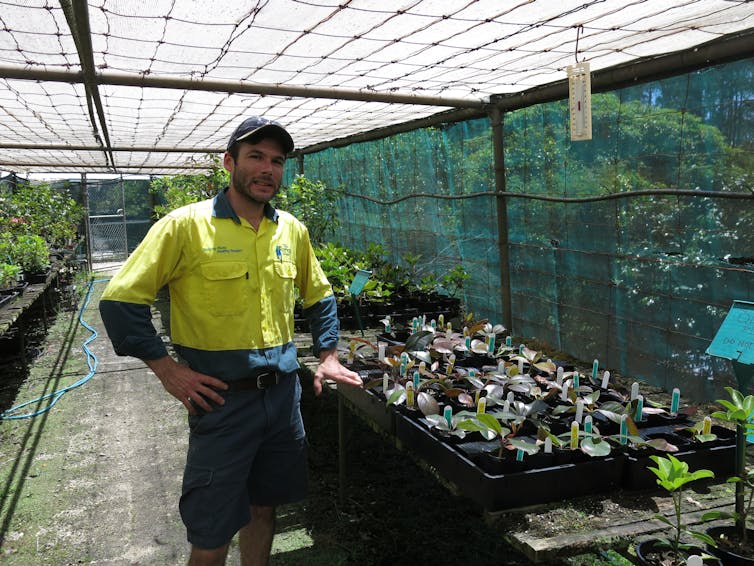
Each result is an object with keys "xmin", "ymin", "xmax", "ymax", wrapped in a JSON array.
[
  {"xmin": 706, "ymin": 300, "xmax": 754, "ymax": 364},
  {"xmin": 348, "ymin": 269, "xmax": 371, "ymax": 296}
]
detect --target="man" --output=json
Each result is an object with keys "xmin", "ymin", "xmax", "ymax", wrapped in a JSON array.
[{"xmin": 99, "ymin": 116, "xmax": 363, "ymax": 566}]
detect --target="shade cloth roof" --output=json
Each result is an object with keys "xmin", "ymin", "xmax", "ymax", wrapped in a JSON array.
[{"xmin": 1, "ymin": 0, "xmax": 753, "ymax": 174}]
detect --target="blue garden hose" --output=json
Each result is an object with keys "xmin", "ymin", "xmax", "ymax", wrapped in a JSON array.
[{"xmin": 0, "ymin": 278, "xmax": 108, "ymax": 420}]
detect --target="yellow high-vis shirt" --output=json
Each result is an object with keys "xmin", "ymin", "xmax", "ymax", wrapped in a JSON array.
[{"xmin": 100, "ymin": 189, "xmax": 334, "ymax": 359}]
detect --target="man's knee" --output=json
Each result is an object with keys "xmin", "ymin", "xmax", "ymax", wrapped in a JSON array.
[{"xmin": 188, "ymin": 542, "xmax": 230, "ymax": 566}]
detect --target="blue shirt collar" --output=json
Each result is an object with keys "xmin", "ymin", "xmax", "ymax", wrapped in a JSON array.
[{"xmin": 212, "ymin": 187, "xmax": 279, "ymax": 224}]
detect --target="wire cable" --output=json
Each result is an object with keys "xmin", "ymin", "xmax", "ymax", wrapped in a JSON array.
[{"xmin": 0, "ymin": 278, "xmax": 108, "ymax": 420}]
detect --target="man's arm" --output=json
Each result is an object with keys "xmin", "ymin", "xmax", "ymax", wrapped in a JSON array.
[
  {"xmin": 303, "ymin": 295, "xmax": 362, "ymax": 395},
  {"xmin": 99, "ymin": 300, "xmax": 228, "ymax": 414}
]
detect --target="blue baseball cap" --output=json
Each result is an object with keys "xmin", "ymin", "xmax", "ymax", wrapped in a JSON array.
[{"xmin": 227, "ymin": 116, "xmax": 294, "ymax": 153}]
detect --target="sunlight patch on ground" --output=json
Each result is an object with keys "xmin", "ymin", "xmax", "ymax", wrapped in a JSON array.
[{"xmin": 272, "ymin": 526, "xmax": 315, "ymax": 553}]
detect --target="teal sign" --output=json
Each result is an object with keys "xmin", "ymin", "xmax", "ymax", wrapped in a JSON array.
[
  {"xmin": 707, "ymin": 301, "xmax": 754, "ymax": 441},
  {"xmin": 706, "ymin": 300, "xmax": 754, "ymax": 364},
  {"xmin": 348, "ymin": 269, "xmax": 372, "ymax": 296}
]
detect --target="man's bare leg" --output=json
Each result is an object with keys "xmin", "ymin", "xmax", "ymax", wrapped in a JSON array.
[{"xmin": 239, "ymin": 505, "xmax": 276, "ymax": 566}]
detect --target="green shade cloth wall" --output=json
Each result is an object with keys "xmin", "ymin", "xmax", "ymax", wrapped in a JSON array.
[{"xmin": 297, "ymin": 57, "xmax": 754, "ymax": 402}]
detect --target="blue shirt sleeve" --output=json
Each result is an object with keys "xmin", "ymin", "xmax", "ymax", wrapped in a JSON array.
[
  {"xmin": 303, "ymin": 294, "xmax": 339, "ymax": 355},
  {"xmin": 99, "ymin": 299, "xmax": 169, "ymax": 360}
]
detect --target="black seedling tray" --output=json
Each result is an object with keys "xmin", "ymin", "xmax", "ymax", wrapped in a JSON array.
[{"xmin": 394, "ymin": 411, "xmax": 623, "ymax": 512}]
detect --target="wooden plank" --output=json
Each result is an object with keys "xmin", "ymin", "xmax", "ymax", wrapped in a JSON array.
[
  {"xmin": 499, "ymin": 482, "xmax": 733, "ymax": 563},
  {"xmin": 0, "ymin": 283, "xmax": 47, "ymax": 335}
]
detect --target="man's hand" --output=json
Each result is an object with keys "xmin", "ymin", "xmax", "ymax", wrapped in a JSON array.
[
  {"xmin": 312, "ymin": 349, "xmax": 363, "ymax": 396},
  {"xmin": 145, "ymin": 356, "xmax": 228, "ymax": 415}
]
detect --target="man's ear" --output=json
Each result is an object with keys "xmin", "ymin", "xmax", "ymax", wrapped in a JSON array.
[{"xmin": 223, "ymin": 151, "xmax": 234, "ymax": 173}]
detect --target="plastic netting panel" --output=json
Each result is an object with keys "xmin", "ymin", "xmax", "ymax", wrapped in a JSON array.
[
  {"xmin": 304, "ymin": 118, "xmax": 502, "ymax": 325},
  {"xmin": 503, "ymin": 58, "xmax": 754, "ymax": 399},
  {"xmin": 301, "ymin": 57, "xmax": 753, "ymax": 401}
]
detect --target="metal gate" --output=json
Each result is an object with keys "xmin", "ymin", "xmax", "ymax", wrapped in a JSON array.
[
  {"xmin": 87, "ymin": 211, "xmax": 128, "ymax": 261},
  {"xmin": 83, "ymin": 176, "xmax": 154, "ymax": 266},
  {"xmin": 86, "ymin": 180, "xmax": 128, "ymax": 262}
]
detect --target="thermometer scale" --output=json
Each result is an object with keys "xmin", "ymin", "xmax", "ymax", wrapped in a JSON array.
[{"xmin": 568, "ymin": 61, "xmax": 592, "ymax": 141}]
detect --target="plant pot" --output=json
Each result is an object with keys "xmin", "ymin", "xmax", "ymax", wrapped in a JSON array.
[
  {"xmin": 479, "ymin": 450, "xmax": 529, "ymax": 474},
  {"xmin": 25, "ymin": 270, "xmax": 49, "ymax": 284},
  {"xmin": 706, "ymin": 525, "xmax": 754, "ymax": 565},
  {"xmin": 455, "ymin": 351, "xmax": 497, "ymax": 368},
  {"xmin": 636, "ymin": 539, "xmax": 722, "ymax": 565}
]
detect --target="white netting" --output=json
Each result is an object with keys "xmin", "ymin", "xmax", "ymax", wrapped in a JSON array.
[{"xmin": 0, "ymin": 0, "xmax": 752, "ymax": 173}]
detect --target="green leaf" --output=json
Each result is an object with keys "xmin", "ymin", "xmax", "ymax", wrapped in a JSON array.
[
  {"xmin": 644, "ymin": 438, "xmax": 679, "ymax": 452},
  {"xmin": 701, "ymin": 510, "xmax": 735, "ymax": 521},
  {"xmin": 507, "ymin": 438, "xmax": 540, "ymax": 455},
  {"xmin": 475, "ymin": 413, "xmax": 504, "ymax": 436},
  {"xmin": 581, "ymin": 437, "xmax": 611, "ymax": 457},
  {"xmin": 647, "ymin": 454, "xmax": 714, "ymax": 491},
  {"xmin": 689, "ymin": 531, "xmax": 717, "ymax": 546},
  {"xmin": 653, "ymin": 514, "xmax": 673, "ymax": 527},
  {"xmin": 411, "ymin": 350, "xmax": 432, "ymax": 364},
  {"xmin": 403, "ymin": 330, "xmax": 435, "ymax": 353},
  {"xmin": 387, "ymin": 387, "xmax": 405, "ymax": 406}
]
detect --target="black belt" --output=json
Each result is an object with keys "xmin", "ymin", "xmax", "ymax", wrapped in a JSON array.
[{"xmin": 225, "ymin": 369, "xmax": 284, "ymax": 391}]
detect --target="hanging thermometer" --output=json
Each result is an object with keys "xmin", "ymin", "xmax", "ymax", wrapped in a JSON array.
[{"xmin": 568, "ymin": 61, "xmax": 592, "ymax": 141}]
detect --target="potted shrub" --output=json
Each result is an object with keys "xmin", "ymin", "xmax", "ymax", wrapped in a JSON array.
[
  {"xmin": 8, "ymin": 233, "xmax": 51, "ymax": 280},
  {"xmin": 0, "ymin": 262, "xmax": 22, "ymax": 294},
  {"xmin": 701, "ymin": 386, "xmax": 754, "ymax": 564},
  {"xmin": 635, "ymin": 454, "xmax": 719, "ymax": 565}
]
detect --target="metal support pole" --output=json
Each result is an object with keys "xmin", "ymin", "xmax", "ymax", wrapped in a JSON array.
[
  {"xmin": 338, "ymin": 393, "xmax": 346, "ymax": 507},
  {"xmin": 82, "ymin": 172, "xmax": 92, "ymax": 271},
  {"xmin": 120, "ymin": 174, "xmax": 128, "ymax": 258},
  {"xmin": 40, "ymin": 286, "xmax": 48, "ymax": 332},
  {"xmin": 736, "ymin": 422, "xmax": 746, "ymax": 532},
  {"xmin": 490, "ymin": 108, "xmax": 512, "ymax": 333}
]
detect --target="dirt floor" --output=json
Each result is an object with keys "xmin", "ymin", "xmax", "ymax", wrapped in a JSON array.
[{"xmin": 0, "ymin": 270, "xmax": 733, "ymax": 565}]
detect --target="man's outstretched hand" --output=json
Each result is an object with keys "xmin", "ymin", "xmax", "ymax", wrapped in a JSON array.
[{"xmin": 312, "ymin": 349, "xmax": 363, "ymax": 396}]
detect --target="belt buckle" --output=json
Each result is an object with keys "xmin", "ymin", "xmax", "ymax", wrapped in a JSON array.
[{"xmin": 256, "ymin": 370, "xmax": 278, "ymax": 389}]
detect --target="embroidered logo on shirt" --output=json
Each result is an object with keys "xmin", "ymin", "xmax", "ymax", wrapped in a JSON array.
[
  {"xmin": 203, "ymin": 246, "xmax": 242, "ymax": 253},
  {"xmin": 275, "ymin": 244, "xmax": 293, "ymax": 263}
]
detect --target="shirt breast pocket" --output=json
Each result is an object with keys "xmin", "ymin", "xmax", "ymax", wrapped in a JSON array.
[
  {"xmin": 272, "ymin": 261, "xmax": 297, "ymax": 304},
  {"xmin": 200, "ymin": 261, "xmax": 249, "ymax": 317}
]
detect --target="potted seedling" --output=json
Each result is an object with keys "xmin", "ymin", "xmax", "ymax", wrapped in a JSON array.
[
  {"xmin": 635, "ymin": 454, "xmax": 719, "ymax": 565},
  {"xmin": 461, "ymin": 411, "xmax": 542, "ymax": 473},
  {"xmin": 701, "ymin": 386, "xmax": 754, "ymax": 564}
]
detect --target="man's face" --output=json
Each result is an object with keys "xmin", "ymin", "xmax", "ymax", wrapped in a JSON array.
[{"xmin": 224, "ymin": 137, "xmax": 286, "ymax": 205}]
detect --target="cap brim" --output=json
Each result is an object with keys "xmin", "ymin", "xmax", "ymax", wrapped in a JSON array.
[{"xmin": 233, "ymin": 124, "xmax": 294, "ymax": 153}]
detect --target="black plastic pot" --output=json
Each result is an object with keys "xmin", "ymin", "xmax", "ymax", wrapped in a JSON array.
[
  {"xmin": 706, "ymin": 525, "xmax": 754, "ymax": 565},
  {"xmin": 635, "ymin": 539, "xmax": 722, "ymax": 565}
]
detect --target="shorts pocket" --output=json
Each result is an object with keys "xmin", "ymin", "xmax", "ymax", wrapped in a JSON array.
[
  {"xmin": 180, "ymin": 465, "xmax": 214, "ymax": 535},
  {"xmin": 200, "ymin": 261, "xmax": 249, "ymax": 317}
]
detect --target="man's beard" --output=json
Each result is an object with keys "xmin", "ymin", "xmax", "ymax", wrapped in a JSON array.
[{"xmin": 232, "ymin": 169, "xmax": 279, "ymax": 205}]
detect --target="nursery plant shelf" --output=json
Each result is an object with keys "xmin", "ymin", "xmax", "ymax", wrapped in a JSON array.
[
  {"xmin": 335, "ymin": 382, "xmax": 737, "ymax": 511},
  {"xmin": 395, "ymin": 411, "xmax": 624, "ymax": 512}
]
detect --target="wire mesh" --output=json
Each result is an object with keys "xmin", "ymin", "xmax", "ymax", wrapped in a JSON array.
[
  {"xmin": 1, "ymin": 0, "xmax": 753, "ymax": 173},
  {"xmin": 301, "ymin": 57, "xmax": 754, "ymax": 401}
]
